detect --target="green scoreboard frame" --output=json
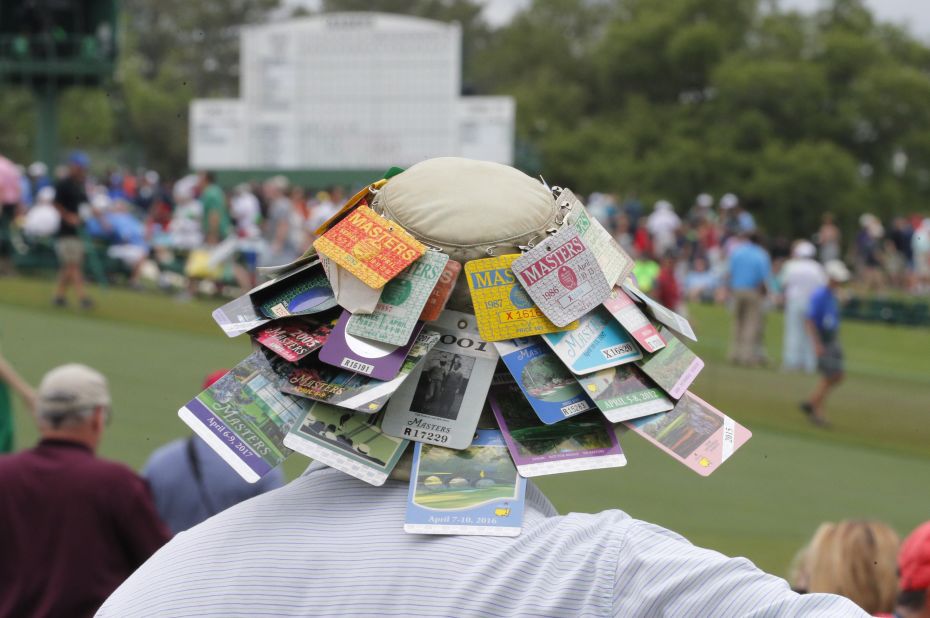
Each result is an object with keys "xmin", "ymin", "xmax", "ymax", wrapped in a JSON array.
[{"xmin": 0, "ymin": 0, "xmax": 118, "ymax": 164}]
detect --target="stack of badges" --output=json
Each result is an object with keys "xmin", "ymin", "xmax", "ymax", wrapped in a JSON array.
[{"xmin": 180, "ymin": 175, "xmax": 752, "ymax": 539}]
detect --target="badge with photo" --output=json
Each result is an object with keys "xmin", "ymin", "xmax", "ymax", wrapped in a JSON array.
[
  {"xmin": 381, "ymin": 311, "xmax": 499, "ymax": 449},
  {"xmin": 283, "ymin": 404, "xmax": 409, "ymax": 486}
]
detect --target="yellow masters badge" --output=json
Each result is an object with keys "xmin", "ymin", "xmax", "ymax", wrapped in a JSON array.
[{"xmin": 464, "ymin": 254, "xmax": 577, "ymax": 342}]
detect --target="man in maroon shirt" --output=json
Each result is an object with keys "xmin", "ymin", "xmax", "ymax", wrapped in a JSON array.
[{"xmin": 0, "ymin": 363, "xmax": 171, "ymax": 618}]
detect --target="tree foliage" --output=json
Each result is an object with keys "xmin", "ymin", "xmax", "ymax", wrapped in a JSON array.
[{"xmin": 474, "ymin": 0, "xmax": 930, "ymax": 237}]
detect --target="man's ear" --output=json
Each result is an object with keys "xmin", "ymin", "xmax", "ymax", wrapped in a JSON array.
[{"xmin": 91, "ymin": 406, "xmax": 107, "ymax": 432}]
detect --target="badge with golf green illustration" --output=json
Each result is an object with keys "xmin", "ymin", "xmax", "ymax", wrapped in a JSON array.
[
  {"xmin": 511, "ymin": 226, "xmax": 611, "ymax": 327},
  {"xmin": 465, "ymin": 254, "xmax": 576, "ymax": 342},
  {"xmin": 178, "ymin": 351, "xmax": 311, "ymax": 483},
  {"xmin": 576, "ymin": 363, "xmax": 675, "ymax": 423},
  {"xmin": 634, "ymin": 327, "xmax": 703, "ymax": 399},
  {"xmin": 256, "ymin": 269, "xmax": 338, "ymax": 319},
  {"xmin": 494, "ymin": 337, "xmax": 595, "ymax": 424},
  {"xmin": 404, "ymin": 429, "xmax": 526, "ymax": 536},
  {"xmin": 488, "ymin": 379, "xmax": 626, "ymax": 477},
  {"xmin": 283, "ymin": 404, "xmax": 409, "ymax": 486},
  {"xmin": 346, "ymin": 251, "xmax": 450, "ymax": 345}
]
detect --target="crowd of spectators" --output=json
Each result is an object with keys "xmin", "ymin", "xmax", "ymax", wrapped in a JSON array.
[
  {"xmin": 2, "ymin": 152, "xmax": 929, "ymax": 308},
  {"xmin": 0, "ymin": 152, "xmax": 347, "ymax": 301}
]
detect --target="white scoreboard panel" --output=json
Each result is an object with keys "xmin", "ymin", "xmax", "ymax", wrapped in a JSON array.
[{"xmin": 191, "ymin": 12, "xmax": 512, "ymax": 170}]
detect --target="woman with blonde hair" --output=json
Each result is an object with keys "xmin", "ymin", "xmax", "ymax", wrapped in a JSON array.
[{"xmin": 791, "ymin": 519, "xmax": 900, "ymax": 614}]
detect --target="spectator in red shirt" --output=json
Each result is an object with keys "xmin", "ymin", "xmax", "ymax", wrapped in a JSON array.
[
  {"xmin": 0, "ymin": 364, "xmax": 170, "ymax": 618},
  {"xmin": 655, "ymin": 252, "xmax": 682, "ymax": 312}
]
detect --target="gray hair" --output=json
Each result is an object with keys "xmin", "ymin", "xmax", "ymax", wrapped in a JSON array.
[{"xmin": 37, "ymin": 404, "xmax": 99, "ymax": 429}]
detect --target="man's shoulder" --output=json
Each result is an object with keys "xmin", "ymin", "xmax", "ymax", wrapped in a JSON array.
[
  {"xmin": 0, "ymin": 448, "xmax": 36, "ymax": 474},
  {"xmin": 81, "ymin": 453, "xmax": 149, "ymax": 488}
]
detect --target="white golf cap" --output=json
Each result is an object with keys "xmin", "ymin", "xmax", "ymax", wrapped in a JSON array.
[
  {"xmin": 824, "ymin": 260, "xmax": 851, "ymax": 283},
  {"xmin": 37, "ymin": 364, "xmax": 111, "ymax": 415},
  {"xmin": 792, "ymin": 240, "xmax": 816, "ymax": 259},
  {"xmin": 719, "ymin": 193, "xmax": 739, "ymax": 209},
  {"xmin": 696, "ymin": 193, "xmax": 713, "ymax": 208}
]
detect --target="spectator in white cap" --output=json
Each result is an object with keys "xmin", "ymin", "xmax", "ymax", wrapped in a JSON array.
[
  {"xmin": 646, "ymin": 199, "xmax": 680, "ymax": 257},
  {"xmin": 0, "ymin": 363, "xmax": 170, "ymax": 617},
  {"xmin": 780, "ymin": 240, "xmax": 827, "ymax": 373},
  {"xmin": 687, "ymin": 192, "xmax": 717, "ymax": 226},
  {"xmin": 801, "ymin": 260, "xmax": 851, "ymax": 427}
]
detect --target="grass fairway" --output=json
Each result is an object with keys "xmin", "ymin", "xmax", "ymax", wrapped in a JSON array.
[
  {"xmin": 2, "ymin": 276, "xmax": 929, "ymax": 576},
  {"xmin": 415, "ymin": 485, "xmax": 518, "ymax": 509}
]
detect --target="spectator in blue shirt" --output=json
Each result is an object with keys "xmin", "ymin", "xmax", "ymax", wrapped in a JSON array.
[
  {"xmin": 801, "ymin": 260, "xmax": 851, "ymax": 427},
  {"xmin": 727, "ymin": 230, "xmax": 772, "ymax": 366}
]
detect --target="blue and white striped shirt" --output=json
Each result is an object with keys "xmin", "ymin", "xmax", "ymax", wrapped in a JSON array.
[{"xmin": 98, "ymin": 463, "xmax": 865, "ymax": 617}]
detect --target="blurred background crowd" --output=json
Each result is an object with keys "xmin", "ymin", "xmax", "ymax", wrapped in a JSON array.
[{"xmin": 2, "ymin": 149, "xmax": 927, "ymax": 328}]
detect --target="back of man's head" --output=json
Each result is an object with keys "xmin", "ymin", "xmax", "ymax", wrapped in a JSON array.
[{"xmin": 36, "ymin": 364, "xmax": 112, "ymax": 449}]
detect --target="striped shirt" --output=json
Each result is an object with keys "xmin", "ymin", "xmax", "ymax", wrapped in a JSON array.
[{"xmin": 98, "ymin": 463, "xmax": 865, "ymax": 617}]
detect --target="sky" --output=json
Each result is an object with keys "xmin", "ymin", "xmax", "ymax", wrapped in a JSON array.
[{"xmin": 479, "ymin": 0, "xmax": 930, "ymax": 38}]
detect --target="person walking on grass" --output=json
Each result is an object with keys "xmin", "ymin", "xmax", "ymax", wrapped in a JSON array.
[
  {"xmin": 800, "ymin": 260, "xmax": 851, "ymax": 427},
  {"xmin": 726, "ymin": 230, "xmax": 772, "ymax": 366},
  {"xmin": 53, "ymin": 151, "xmax": 94, "ymax": 309}
]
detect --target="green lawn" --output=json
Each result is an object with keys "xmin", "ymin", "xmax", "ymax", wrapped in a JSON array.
[{"xmin": 1, "ymin": 276, "xmax": 929, "ymax": 577}]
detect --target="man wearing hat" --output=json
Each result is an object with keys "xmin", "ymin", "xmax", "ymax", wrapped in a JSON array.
[
  {"xmin": 801, "ymin": 260, "xmax": 851, "ymax": 427},
  {"xmin": 98, "ymin": 158, "xmax": 864, "ymax": 617},
  {"xmin": 53, "ymin": 151, "xmax": 94, "ymax": 309},
  {"xmin": 0, "ymin": 364, "xmax": 170, "ymax": 617},
  {"xmin": 781, "ymin": 240, "xmax": 827, "ymax": 373},
  {"xmin": 895, "ymin": 521, "xmax": 930, "ymax": 618}
]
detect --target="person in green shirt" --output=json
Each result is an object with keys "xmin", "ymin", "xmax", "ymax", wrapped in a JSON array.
[
  {"xmin": 197, "ymin": 171, "xmax": 231, "ymax": 246},
  {"xmin": 0, "ymin": 349, "xmax": 37, "ymax": 453},
  {"xmin": 633, "ymin": 255, "xmax": 661, "ymax": 293}
]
